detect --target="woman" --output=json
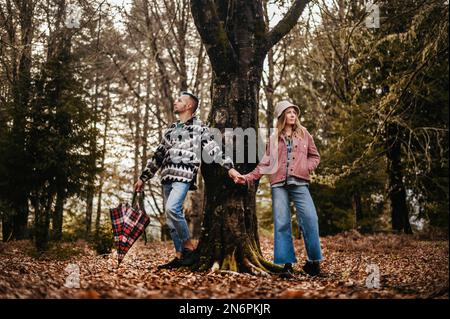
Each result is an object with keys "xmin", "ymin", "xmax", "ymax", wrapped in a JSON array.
[{"xmin": 237, "ymin": 100, "xmax": 323, "ymax": 277}]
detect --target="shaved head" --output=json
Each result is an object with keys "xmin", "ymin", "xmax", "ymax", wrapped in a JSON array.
[{"xmin": 180, "ymin": 92, "xmax": 199, "ymax": 113}]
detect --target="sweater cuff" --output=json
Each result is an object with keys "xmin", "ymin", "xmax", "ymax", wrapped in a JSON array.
[{"xmin": 222, "ymin": 161, "xmax": 234, "ymax": 171}]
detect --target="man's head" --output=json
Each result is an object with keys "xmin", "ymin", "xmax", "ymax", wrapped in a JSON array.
[{"xmin": 173, "ymin": 91, "xmax": 199, "ymax": 116}]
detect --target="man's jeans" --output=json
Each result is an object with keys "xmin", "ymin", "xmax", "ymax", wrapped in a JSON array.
[
  {"xmin": 271, "ymin": 184, "xmax": 323, "ymax": 264},
  {"xmin": 163, "ymin": 182, "xmax": 191, "ymax": 253}
]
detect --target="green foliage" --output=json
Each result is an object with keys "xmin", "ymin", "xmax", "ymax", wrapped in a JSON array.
[
  {"xmin": 279, "ymin": 0, "xmax": 448, "ymax": 234},
  {"xmin": 0, "ymin": 32, "xmax": 101, "ymax": 248},
  {"xmin": 310, "ymin": 183, "xmax": 355, "ymax": 235},
  {"xmin": 361, "ymin": 0, "xmax": 449, "ymax": 230}
]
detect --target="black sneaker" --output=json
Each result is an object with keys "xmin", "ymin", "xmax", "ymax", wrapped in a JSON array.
[
  {"xmin": 302, "ymin": 261, "xmax": 321, "ymax": 277},
  {"xmin": 157, "ymin": 257, "xmax": 181, "ymax": 270},
  {"xmin": 179, "ymin": 248, "xmax": 198, "ymax": 266},
  {"xmin": 279, "ymin": 263, "xmax": 295, "ymax": 279}
]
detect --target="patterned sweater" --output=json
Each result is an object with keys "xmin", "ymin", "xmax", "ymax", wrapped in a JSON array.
[{"xmin": 139, "ymin": 116, "xmax": 234, "ymax": 190}]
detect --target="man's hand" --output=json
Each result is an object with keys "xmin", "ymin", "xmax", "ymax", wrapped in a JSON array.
[
  {"xmin": 134, "ymin": 179, "xmax": 144, "ymax": 192},
  {"xmin": 234, "ymin": 175, "xmax": 246, "ymax": 185},
  {"xmin": 228, "ymin": 168, "xmax": 245, "ymax": 184}
]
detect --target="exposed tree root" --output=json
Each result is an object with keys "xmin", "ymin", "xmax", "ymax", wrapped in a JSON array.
[
  {"xmin": 243, "ymin": 258, "xmax": 270, "ymax": 277},
  {"xmin": 193, "ymin": 239, "xmax": 286, "ymax": 277}
]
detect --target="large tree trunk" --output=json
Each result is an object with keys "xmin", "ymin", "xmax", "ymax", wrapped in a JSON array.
[
  {"xmin": 183, "ymin": 176, "xmax": 204, "ymax": 239},
  {"xmin": 191, "ymin": 0, "xmax": 309, "ymax": 274},
  {"xmin": 196, "ymin": 67, "xmax": 279, "ymax": 274},
  {"xmin": 386, "ymin": 124, "xmax": 413, "ymax": 234}
]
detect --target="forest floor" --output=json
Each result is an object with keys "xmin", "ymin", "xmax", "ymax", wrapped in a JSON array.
[{"xmin": 0, "ymin": 231, "xmax": 448, "ymax": 299}]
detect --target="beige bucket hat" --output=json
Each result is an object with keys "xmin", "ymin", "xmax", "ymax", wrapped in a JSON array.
[{"xmin": 274, "ymin": 100, "xmax": 300, "ymax": 119}]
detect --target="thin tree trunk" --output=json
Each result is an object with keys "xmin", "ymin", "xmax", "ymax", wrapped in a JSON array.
[
  {"xmin": 33, "ymin": 190, "xmax": 53, "ymax": 252},
  {"xmin": 52, "ymin": 190, "xmax": 64, "ymax": 240},
  {"xmin": 85, "ymin": 70, "xmax": 98, "ymax": 238},
  {"xmin": 2, "ymin": 215, "xmax": 13, "ymax": 242},
  {"xmin": 386, "ymin": 123, "xmax": 413, "ymax": 234},
  {"xmin": 353, "ymin": 191, "xmax": 363, "ymax": 228},
  {"xmin": 95, "ymin": 92, "xmax": 110, "ymax": 236},
  {"xmin": 143, "ymin": 0, "xmax": 175, "ymax": 123},
  {"xmin": 85, "ymin": 188, "xmax": 94, "ymax": 237}
]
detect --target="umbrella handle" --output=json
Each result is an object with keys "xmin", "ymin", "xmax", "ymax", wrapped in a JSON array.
[{"xmin": 131, "ymin": 190, "xmax": 145, "ymax": 208}]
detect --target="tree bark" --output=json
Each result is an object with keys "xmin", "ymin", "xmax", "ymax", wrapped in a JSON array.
[
  {"xmin": 262, "ymin": 0, "xmax": 275, "ymax": 130},
  {"xmin": 95, "ymin": 106, "xmax": 110, "ymax": 236},
  {"xmin": 85, "ymin": 186, "xmax": 94, "ymax": 237},
  {"xmin": 2, "ymin": 214, "xmax": 13, "ymax": 242},
  {"xmin": 143, "ymin": 0, "xmax": 175, "ymax": 123},
  {"xmin": 386, "ymin": 123, "xmax": 413, "ymax": 234},
  {"xmin": 196, "ymin": 71, "xmax": 278, "ymax": 273},
  {"xmin": 6, "ymin": 0, "xmax": 35, "ymax": 240},
  {"xmin": 33, "ymin": 191, "xmax": 53, "ymax": 252},
  {"xmin": 52, "ymin": 190, "xmax": 64, "ymax": 240},
  {"xmin": 85, "ymin": 59, "xmax": 98, "ymax": 238},
  {"xmin": 353, "ymin": 190, "xmax": 363, "ymax": 227},
  {"xmin": 183, "ymin": 175, "xmax": 204, "ymax": 239}
]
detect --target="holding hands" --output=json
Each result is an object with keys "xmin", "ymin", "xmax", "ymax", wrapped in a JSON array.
[{"xmin": 228, "ymin": 168, "xmax": 247, "ymax": 185}]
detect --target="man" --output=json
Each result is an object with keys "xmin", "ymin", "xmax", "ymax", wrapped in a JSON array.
[{"xmin": 134, "ymin": 91, "xmax": 242, "ymax": 269}]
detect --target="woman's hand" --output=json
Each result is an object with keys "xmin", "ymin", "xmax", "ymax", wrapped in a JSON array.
[
  {"xmin": 234, "ymin": 175, "xmax": 247, "ymax": 185},
  {"xmin": 228, "ymin": 168, "xmax": 246, "ymax": 184}
]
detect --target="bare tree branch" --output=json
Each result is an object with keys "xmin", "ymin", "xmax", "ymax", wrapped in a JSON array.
[{"xmin": 264, "ymin": 0, "xmax": 310, "ymax": 52}]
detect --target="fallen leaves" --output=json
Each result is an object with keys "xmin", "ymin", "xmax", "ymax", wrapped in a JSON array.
[{"xmin": 0, "ymin": 232, "xmax": 448, "ymax": 299}]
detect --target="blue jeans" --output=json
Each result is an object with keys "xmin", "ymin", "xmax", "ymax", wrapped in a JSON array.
[
  {"xmin": 162, "ymin": 182, "xmax": 191, "ymax": 253},
  {"xmin": 271, "ymin": 184, "xmax": 323, "ymax": 264}
]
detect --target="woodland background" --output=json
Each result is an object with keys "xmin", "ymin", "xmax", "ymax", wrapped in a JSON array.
[{"xmin": 0, "ymin": 0, "xmax": 448, "ymax": 299}]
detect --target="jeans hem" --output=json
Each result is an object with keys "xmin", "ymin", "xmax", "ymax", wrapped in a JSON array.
[
  {"xmin": 274, "ymin": 259, "xmax": 297, "ymax": 265},
  {"xmin": 306, "ymin": 258, "xmax": 323, "ymax": 263}
]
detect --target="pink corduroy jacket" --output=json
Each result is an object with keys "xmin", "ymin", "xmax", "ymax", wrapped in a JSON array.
[{"xmin": 244, "ymin": 130, "xmax": 320, "ymax": 186}]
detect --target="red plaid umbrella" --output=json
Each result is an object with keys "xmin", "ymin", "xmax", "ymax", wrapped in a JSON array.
[{"xmin": 109, "ymin": 191, "xmax": 150, "ymax": 265}]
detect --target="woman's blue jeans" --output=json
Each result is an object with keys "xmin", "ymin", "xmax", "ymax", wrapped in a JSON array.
[{"xmin": 271, "ymin": 184, "xmax": 323, "ymax": 264}]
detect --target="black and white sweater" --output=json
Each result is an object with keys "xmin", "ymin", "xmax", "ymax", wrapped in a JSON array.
[{"xmin": 139, "ymin": 116, "xmax": 234, "ymax": 190}]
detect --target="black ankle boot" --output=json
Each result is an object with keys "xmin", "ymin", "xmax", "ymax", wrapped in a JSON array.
[
  {"xmin": 179, "ymin": 248, "xmax": 198, "ymax": 266},
  {"xmin": 279, "ymin": 263, "xmax": 295, "ymax": 279},
  {"xmin": 302, "ymin": 261, "xmax": 320, "ymax": 277},
  {"xmin": 156, "ymin": 257, "xmax": 181, "ymax": 270}
]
